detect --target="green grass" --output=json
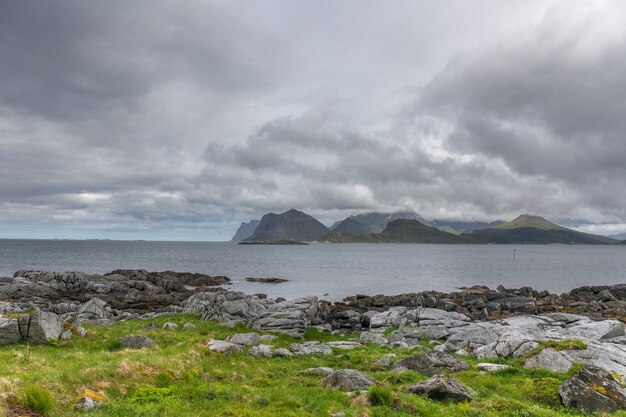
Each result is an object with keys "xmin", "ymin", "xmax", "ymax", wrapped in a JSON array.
[
  {"xmin": 21, "ymin": 384, "xmax": 56, "ymax": 415},
  {"xmin": 0, "ymin": 314, "xmax": 622, "ymax": 417}
]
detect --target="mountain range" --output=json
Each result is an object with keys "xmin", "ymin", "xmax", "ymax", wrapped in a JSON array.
[{"xmin": 232, "ymin": 210, "xmax": 621, "ymax": 245}]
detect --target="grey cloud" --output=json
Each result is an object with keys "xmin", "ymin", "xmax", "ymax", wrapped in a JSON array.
[{"xmin": 1, "ymin": 0, "xmax": 626, "ymax": 239}]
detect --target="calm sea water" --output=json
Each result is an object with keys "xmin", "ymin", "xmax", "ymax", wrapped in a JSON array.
[{"xmin": 0, "ymin": 239, "xmax": 625, "ymax": 300}]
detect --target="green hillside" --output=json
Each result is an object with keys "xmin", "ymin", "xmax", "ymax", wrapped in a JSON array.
[
  {"xmin": 465, "ymin": 215, "xmax": 618, "ymax": 245},
  {"xmin": 495, "ymin": 214, "xmax": 568, "ymax": 231}
]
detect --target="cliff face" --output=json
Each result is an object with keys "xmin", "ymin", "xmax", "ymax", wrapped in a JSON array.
[
  {"xmin": 231, "ymin": 220, "xmax": 260, "ymax": 242},
  {"xmin": 244, "ymin": 209, "xmax": 330, "ymax": 242}
]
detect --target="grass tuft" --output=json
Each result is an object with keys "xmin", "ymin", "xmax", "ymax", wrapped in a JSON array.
[
  {"xmin": 368, "ymin": 385, "xmax": 395, "ymax": 407},
  {"xmin": 21, "ymin": 384, "xmax": 55, "ymax": 416}
]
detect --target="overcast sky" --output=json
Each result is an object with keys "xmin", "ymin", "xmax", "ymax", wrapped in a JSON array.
[{"xmin": 1, "ymin": 1, "xmax": 625, "ymax": 240}]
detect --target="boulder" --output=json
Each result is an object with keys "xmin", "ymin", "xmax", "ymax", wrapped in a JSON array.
[
  {"xmin": 323, "ymin": 369, "xmax": 378, "ymax": 391},
  {"xmin": 248, "ymin": 344, "xmax": 273, "ymax": 358},
  {"xmin": 78, "ymin": 298, "xmax": 110, "ymax": 320},
  {"xmin": 524, "ymin": 348, "xmax": 573, "ymax": 373},
  {"xmin": 559, "ymin": 365, "xmax": 626, "ymax": 412},
  {"xmin": 117, "ymin": 335, "xmax": 155, "ymax": 349},
  {"xmin": 0, "ymin": 310, "xmax": 64, "ymax": 345},
  {"xmin": 183, "ymin": 322, "xmax": 197, "ymax": 330},
  {"xmin": 406, "ymin": 374, "xmax": 474, "ymax": 402},
  {"xmin": 162, "ymin": 322, "xmax": 178, "ymax": 330},
  {"xmin": 226, "ymin": 332, "xmax": 261, "ymax": 346},
  {"xmin": 393, "ymin": 351, "xmax": 469, "ymax": 375},
  {"xmin": 359, "ymin": 331, "xmax": 388, "ymax": 345},
  {"xmin": 273, "ymin": 348, "xmax": 293, "ymax": 357},
  {"xmin": 207, "ymin": 339, "xmax": 243, "ymax": 354}
]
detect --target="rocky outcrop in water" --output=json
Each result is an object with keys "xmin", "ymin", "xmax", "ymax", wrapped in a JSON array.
[
  {"xmin": 0, "ymin": 269, "xmax": 229, "ymax": 313},
  {"xmin": 333, "ymin": 283, "xmax": 626, "ymax": 322}
]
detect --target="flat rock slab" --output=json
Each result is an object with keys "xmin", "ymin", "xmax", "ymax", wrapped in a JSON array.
[
  {"xmin": 326, "ymin": 341, "xmax": 361, "ymax": 350},
  {"xmin": 476, "ymin": 363, "xmax": 511, "ymax": 373},
  {"xmin": 245, "ymin": 278, "xmax": 289, "ymax": 284},
  {"xmin": 226, "ymin": 332, "xmax": 261, "ymax": 346},
  {"xmin": 407, "ymin": 374, "xmax": 474, "ymax": 402},
  {"xmin": 559, "ymin": 365, "xmax": 626, "ymax": 412},
  {"xmin": 322, "ymin": 369, "xmax": 378, "ymax": 391},
  {"xmin": 117, "ymin": 335, "xmax": 155, "ymax": 349},
  {"xmin": 207, "ymin": 339, "xmax": 243, "ymax": 354},
  {"xmin": 290, "ymin": 342, "xmax": 332, "ymax": 355},
  {"xmin": 394, "ymin": 351, "xmax": 470, "ymax": 375}
]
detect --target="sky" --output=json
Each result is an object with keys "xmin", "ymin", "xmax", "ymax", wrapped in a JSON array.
[{"xmin": 1, "ymin": 0, "xmax": 626, "ymax": 241}]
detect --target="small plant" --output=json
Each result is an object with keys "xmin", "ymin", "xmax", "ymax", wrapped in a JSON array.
[
  {"xmin": 367, "ymin": 385, "xmax": 394, "ymax": 407},
  {"xmin": 107, "ymin": 340, "xmax": 126, "ymax": 351},
  {"xmin": 528, "ymin": 377, "xmax": 561, "ymax": 407},
  {"xmin": 130, "ymin": 385, "xmax": 174, "ymax": 405},
  {"xmin": 539, "ymin": 340, "xmax": 587, "ymax": 351},
  {"xmin": 21, "ymin": 384, "xmax": 55, "ymax": 416}
]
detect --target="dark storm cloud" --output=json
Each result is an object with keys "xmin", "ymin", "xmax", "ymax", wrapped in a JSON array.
[
  {"xmin": 0, "ymin": 1, "xmax": 284, "ymax": 121},
  {"xmin": 1, "ymin": 0, "xmax": 625, "ymax": 239}
]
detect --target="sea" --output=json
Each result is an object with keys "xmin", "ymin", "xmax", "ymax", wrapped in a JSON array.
[{"xmin": 1, "ymin": 239, "xmax": 625, "ymax": 300}]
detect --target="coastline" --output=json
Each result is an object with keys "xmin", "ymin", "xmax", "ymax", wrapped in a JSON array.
[{"xmin": 3, "ymin": 269, "xmax": 626, "ymax": 414}]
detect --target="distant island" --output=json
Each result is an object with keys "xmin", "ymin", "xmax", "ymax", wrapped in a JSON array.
[{"xmin": 232, "ymin": 210, "xmax": 621, "ymax": 245}]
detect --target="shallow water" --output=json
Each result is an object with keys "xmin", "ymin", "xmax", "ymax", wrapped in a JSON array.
[{"xmin": 0, "ymin": 239, "xmax": 625, "ymax": 300}]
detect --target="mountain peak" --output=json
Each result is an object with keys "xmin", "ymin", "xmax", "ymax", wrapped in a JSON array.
[
  {"xmin": 496, "ymin": 214, "xmax": 568, "ymax": 231},
  {"xmin": 244, "ymin": 209, "xmax": 329, "ymax": 242}
]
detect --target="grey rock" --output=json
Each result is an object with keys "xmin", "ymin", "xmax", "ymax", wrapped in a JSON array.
[
  {"xmin": 304, "ymin": 367, "xmax": 334, "ymax": 376},
  {"xmin": 117, "ymin": 335, "xmax": 155, "ymax": 349},
  {"xmin": 476, "ymin": 363, "xmax": 511, "ymax": 372},
  {"xmin": 183, "ymin": 322, "xmax": 197, "ymax": 330},
  {"xmin": 162, "ymin": 322, "xmax": 178, "ymax": 330},
  {"xmin": 375, "ymin": 354, "xmax": 397, "ymax": 367},
  {"xmin": 359, "ymin": 331, "xmax": 388, "ymax": 345},
  {"xmin": 559, "ymin": 365, "xmax": 626, "ymax": 412},
  {"xmin": 248, "ymin": 344, "xmax": 273, "ymax": 358},
  {"xmin": 75, "ymin": 397, "xmax": 102, "ymax": 410},
  {"xmin": 226, "ymin": 332, "xmax": 261, "ymax": 346},
  {"xmin": 323, "ymin": 369, "xmax": 378, "ymax": 391},
  {"xmin": 0, "ymin": 316, "xmax": 21, "ymax": 344},
  {"xmin": 207, "ymin": 339, "xmax": 243, "ymax": 354},
  {"xmin": 290, "ymin": 342, "xmax": 332, "ymax": 355},
  {"xmin": 407, "ymin": 374, "xmax": 474, "ymax": 402},
  {"xmin": 273, "ymin": 348, "xmax": 294, "ymax": 357},
  {"xmin": 524, "ymin": 348, "xmax": 573, "ymax": 373},
  {"xmin": 326, "ymin": 341, "xmax": 361, "ymax": 350},
  {"xmin": 27, "ymin": 310, "xmax": 65, "ymax": 343},
  {"xmin": 79, "ymin": 298, "xmax": 110, "ymax": 320},
  {"xmin": 394, "ymin": 351, "xmax": 470, "ymax": 375}
]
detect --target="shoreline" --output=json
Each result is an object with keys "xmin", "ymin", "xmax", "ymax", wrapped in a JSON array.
[{"xmin": 1, "ymin": 269, "xmax": 625, "ymax": 323}]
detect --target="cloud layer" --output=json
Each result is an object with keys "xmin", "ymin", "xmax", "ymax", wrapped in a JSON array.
[{"xmin": 1, "ymin": 0, "xmax": 625, "ymax": 239}]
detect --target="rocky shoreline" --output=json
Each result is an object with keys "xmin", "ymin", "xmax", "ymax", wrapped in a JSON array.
[{"xmin": 4, "ymin": 269, "xmax": 626, "ymax": 411}]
